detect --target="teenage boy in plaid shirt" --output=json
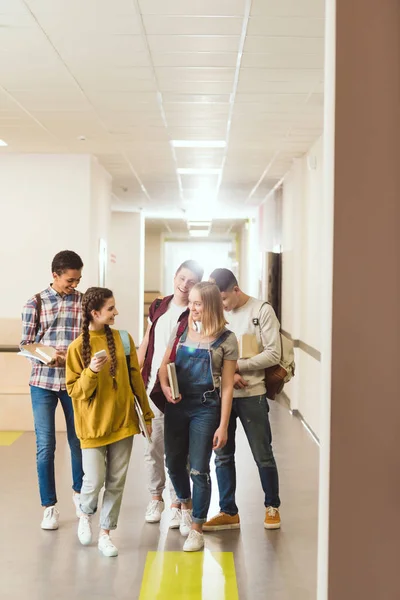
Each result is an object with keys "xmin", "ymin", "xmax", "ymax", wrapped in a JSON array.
[{"xmin": 21, "ymin": 250, "xmax": 84, "ymax": 530}]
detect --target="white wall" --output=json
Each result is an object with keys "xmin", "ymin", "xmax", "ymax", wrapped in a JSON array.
[
  {"xmin": 281, "ymin": 136, "xmax": 325, "ymax": 437},
  {"xmin": 109, "ymin": 212, "xmax": 144, "ymax": 344},
  {"xmin": 144, "ymin": 231, "xmax": 162, "ymax": 292},
  {"xmin": 0, "ymin": 154, "xmax": 112, "ymax": 320}
]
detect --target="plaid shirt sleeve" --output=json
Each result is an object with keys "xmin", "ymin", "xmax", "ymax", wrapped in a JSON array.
[{"xmin": 21, "ymin": 297, "xmax": 39, "ymax": 346}]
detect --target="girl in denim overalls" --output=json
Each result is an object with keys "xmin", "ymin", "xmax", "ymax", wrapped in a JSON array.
[{"xmin": 159, "ymin": 282, "xmax": 237, "ymax": 552}]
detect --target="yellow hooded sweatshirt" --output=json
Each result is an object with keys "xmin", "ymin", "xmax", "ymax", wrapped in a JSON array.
[{"xmin": 66, "ymin": 328, "xmax": 154, "ymax": 449}]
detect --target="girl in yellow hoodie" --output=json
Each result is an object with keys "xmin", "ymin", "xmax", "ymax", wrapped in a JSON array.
[{"xmin": 66, "ymin": 287, "xmax": 153, "ymax": 557}]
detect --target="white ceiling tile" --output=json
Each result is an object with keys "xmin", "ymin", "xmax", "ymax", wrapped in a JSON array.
[
  {"xmin": 245, "ymin": 35, "xmax": 324, "ymax": 54},
  {"xmin": 152, "ymin": 53, "xmax": 238, "ymax": 68},
  {"xmin": 7, "ymin": 89, "xmax": 92, "ymax": 112},
  {"xmin": 147, "ymin": 35, "xmax": 240, "ymax": 53},
  {"xmin": 161, "ymin": 92, "xmax": 231, "ymax": 104},
  {"xmin": 236, "ymin": 79, "xmax": 318, "ymax": 94},
  {"xmin": 247, "ymin": 16, "xmax": 324, "ymax": 37},
  {"xmin": 156, "ymin": 67, "xmax": 235, "ymax": 82},
  {"xmin": 241, "ymin": 53, "xmax": 324, "ymax": 68},
  {"xmin": 239, "ymin": 68, "xmax": 323, "ymax": 83},
  {"xmin": 26, "ymin": 0, "xmax": 136, "ymax": 16},
  {"xmin": 159, "ymin": 81, "xmax": 233, "ymax": 95},
  {"xmin": 251, "ymin": 0, "xmax": 325, "ymax": 18},
  {"xmin": 142, "ymin": 15, "xmax": 243, "ymax": 35},
  {"xmin": 138, "ymin": 0, "xmax": 246, "ymax": 16},
  {"xmin": 85, "ymin": 91, "xmax": 159, "ymax": 111}
]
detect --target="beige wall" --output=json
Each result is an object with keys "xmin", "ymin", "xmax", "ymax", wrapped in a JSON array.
[{"xmin": 144, "ymin": 231, "xmax": 162, "ymax": 292}]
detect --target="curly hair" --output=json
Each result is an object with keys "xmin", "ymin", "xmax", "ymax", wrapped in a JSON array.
[
  {"xmin": 82, "ymin": 287, "xmax": 118, "ymax": 390},
  {"xmin": 51, "ymin": 250, "xmax": 83, "ymax": 275}
]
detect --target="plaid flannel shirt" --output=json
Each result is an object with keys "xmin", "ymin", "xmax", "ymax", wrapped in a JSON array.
[{"xmin": 21, "ymin": 286, "xmax": 82, "ymax": 391}]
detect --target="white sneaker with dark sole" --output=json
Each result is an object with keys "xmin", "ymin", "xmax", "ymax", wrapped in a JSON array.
[
  {"xmin": 78, "ymin": 515, "xmax": 92, "ymax": 546},
  {"xmin": 183, "ymin": 530, "xmax": 204, "ymax": 552},
  {"xmin": 98, "ymin": 534, "xmax": 118, "ymax": 557},
  {"xmin": 169, "ymin": 507, "xmax": 182, "ymax": 529},
  {"xmin": 41, "ymin": 506, "xmax": 59, "ymax": 530}
]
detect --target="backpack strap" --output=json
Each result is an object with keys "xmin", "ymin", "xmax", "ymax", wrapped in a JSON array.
[
  {"xmin": 119, "ymin": 330, "xmax": 136, "ymax": 397},
  {"xmin": 119, "ymin": 330, "xmax": 131, "ymax": 356},
  {"xmin": 34, "ymin": 293, "xmax": 42, "ymax": 340}
]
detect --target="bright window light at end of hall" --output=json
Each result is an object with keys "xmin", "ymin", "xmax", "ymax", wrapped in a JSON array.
[
  {"xmin": 189, "ymin": 230, "xmax": 209, "ymax": 238},
  {"xmin": 0, "ymin": 139, "xmax": 8, "ymax": 146}
]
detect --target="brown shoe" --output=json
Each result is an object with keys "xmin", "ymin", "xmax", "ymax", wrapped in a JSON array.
[
  {"xmin": 264, "ymin": 507, "xmax": 281, "ymax": 530},
  {"xmin": 203, "ymin": 512, "xmax": 240, "ymax": 531}
]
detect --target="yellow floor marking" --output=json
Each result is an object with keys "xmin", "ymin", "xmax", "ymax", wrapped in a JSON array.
[
  {"xmin": 0, "ymin": 431, "xmax": 24, "ymax": 446},
  {"xmin": 139, "ymin": 550, "xmax": 239, "ymax": 600}
]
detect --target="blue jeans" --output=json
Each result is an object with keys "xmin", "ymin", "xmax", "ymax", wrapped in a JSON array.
[
  {"xmin": 164, "ymin": 391, "xmax": 220, "ymax": 524},
  {"xmin": 215, "ymin": 394, "xmax": 280, "ymax": 513},
  {"xmin": 30, "ymin": 385, "xmax": 83, "ymax": 507}
]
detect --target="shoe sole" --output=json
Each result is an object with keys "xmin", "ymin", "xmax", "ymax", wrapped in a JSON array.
[
  {"xmin": 98, "ymin": 549, "xmax": 118, "ymax": 557},
  {"xmin": 78, "ymin": 536, "xmax": 92, "ymax": 545},
  {"xmin": 145, "ymin": 517, "xmax": 162, "ymax": 523},
  {"xmin": 169, "ymin": 523, "xmax": 180, "ymax": 529},
  {"xmin": 203, "ymin": 523, "xmax": 240, "ymax": 531},
  {"xmin": 183, "ymin": 545, "xmax": 204, "ymax": 552},
  {"xmin": 264, "ymin": 523, "xmax": 281, "ymax": 530},
  {"xmin": 41, "ymin": 524, "xmax": 59, "ymax": 530}
]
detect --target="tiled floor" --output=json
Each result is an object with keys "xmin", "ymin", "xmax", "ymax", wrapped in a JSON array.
[{"xmin": 1, "ymin": 400, "xmax": 319, "ymax": 600}]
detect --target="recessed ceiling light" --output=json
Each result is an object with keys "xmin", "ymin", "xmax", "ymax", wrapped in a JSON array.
[
  {"xmin": 187, "ymin": 221, "xmax": 212, "ymax": 227},
  {"xmin": 177, "ymin": 168, "xmax": 221, "ymax": 175},
  {"xmin": 189, "ymin": 230, "xmax": 209, "ymax": 238},
  {"xmin": 171, "ymin": 140, "xmax": 226, "ymax": 149},
  {"xmin": 0, "ymin": 139, "xmax": 8, "ymax": 147}
]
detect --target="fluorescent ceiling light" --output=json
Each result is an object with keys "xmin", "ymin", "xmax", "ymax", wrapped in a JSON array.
[
  {"xmin": 0, "ymin": 139, "xmax": 8, "ymax": 147},
  {"xmin": 177, "ymin": 168, "xmax": 221, "ymax": 175},
  {"xmin": 187, "ymin": 221, "xmax": 212, "ymax": 227},
  {"xmin": 189, "ymin": 230, "xmax": 209, "ymax": 238},
  {"xmin": 171, "ymin": 140, "xmax": 226, "ymax": 149}
]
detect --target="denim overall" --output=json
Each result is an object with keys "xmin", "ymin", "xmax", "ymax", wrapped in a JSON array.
[{"xmin": 164, "ymin": 328, "xmax": 230, "ymax": 524}]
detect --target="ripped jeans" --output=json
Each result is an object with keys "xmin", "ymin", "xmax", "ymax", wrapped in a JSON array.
[{"xmin": 164, "ymin": 390, "xmax": 220, "ymax": 524}]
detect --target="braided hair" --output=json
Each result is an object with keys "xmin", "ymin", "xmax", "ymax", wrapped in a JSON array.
[{"xmin": 82, "ymin": 287, "xmax": 118, "ymax": 389}]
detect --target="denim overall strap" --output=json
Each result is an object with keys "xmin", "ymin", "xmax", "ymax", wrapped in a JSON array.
[{"xmin": 175, "ymin": 329, "xmax": 230, "ymax": 397}]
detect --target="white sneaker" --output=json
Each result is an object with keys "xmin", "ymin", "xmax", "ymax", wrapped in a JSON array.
[
  {"xmin": 78, "ymin": 514, "xmax": 92, "ymax": 546},
  {"xmin": 145, "ymin": 499, "xmax": 165, "ymax": 523},
  {"xmin": 179, "ymin": 509, "xmax": 193, "ymax": 537},
  {"xmin": 98, "ymin": 534, "xmax": 118, "ymax": 557},
  {"xmin": 41, "ymin": 506, "xmax": 59, "ymax": 530},
  {"xmin": 183, "ymin": 529, "xmax": 204, "ymax": 552},
  {"xmin": 72, "ymin": 493, "xmax": 82, "ymax": 518},
  {"xmin": 169, "ymin": 507, "xmax": 182, "ymax": 529}
]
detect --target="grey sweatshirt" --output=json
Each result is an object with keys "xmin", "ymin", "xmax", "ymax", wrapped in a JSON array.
[{"xmin": 225, "ymin": 297, "xmax": 281, "ymax": 398}]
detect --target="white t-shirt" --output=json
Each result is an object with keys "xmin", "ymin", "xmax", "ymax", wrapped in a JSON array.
[{"xmin": 146, "ymin": 300, "xmax": 187, "ymax": 395}]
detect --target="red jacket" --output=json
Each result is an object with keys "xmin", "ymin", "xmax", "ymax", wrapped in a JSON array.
[{"xmin": 141, "ymin": 295, "xmax": 189, "ymax": 389}]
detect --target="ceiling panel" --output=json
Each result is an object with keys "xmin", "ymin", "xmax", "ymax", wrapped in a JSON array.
[
  {"xmin": 251, "ymin": 0, "xmax": 325, "ymax": 18},
  {"xmin": 247, "ymin": 16, "xmax": 324, "ymax": 37},
  {"xmin": 142, "ymin": 16, "xmax": 243, "ymax": 36},
  {"xmin": 0, "ymin": 0, "xmax": 325, "ymax": 212},
  {"xmin": 138, "ymin": 0, "xmax": 246, "ymax": 16},
  {"xmin": 147, "ymin": 35, "xmax": 240, "ymax": 53},
  {"xmin": 151, "ymin": 52, "xmax": 238, "ymax": 68}
]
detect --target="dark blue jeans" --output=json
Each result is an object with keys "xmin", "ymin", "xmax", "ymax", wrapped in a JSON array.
[
  {"xmin": 215, "ymin": 394, "xmax": 280, "ymax": 513},
  {"xmin": 164, "ymin": 391, "xmax": 220, "ymax": 524},
  {"xmin": 30, "ymin": 385, "xmax": 83, "ymax": 507}
]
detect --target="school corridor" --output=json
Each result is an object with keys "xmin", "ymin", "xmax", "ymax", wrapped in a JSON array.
[{"xmin": 1, "ymin": 399, "xmax": 318, "ymax": 600}]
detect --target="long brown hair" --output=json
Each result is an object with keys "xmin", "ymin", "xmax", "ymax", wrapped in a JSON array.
[
  {"xmin": 82, "ymin": 287, "xmax": 117, "ymax": 389},
  {"xmin": 189, "ymin": 282, "xmax": 227, "ymax": 338}
]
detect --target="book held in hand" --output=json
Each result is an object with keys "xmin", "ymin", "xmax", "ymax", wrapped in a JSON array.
[
  {"xmin": 18, "ymin": 343, "xmax": 57, "ymax": 365},
  {"xmin": 134, "ymin": 397, "xmax": 152, "ymax": 443},
  {"xmin": 167, "ymin": 362, "xmax": 180, "ymax": 399},
  {"xmin": 239, "ymin": 333, "xmax": 259, "ymax": 359}
]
